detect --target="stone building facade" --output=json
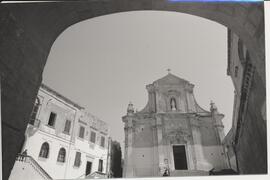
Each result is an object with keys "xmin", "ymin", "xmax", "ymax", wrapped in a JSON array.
[
  {"xmin": 224, "ymin": 29, "xmax": 267, "ymax": 174},
  {"xmin": 122, "ymin": 73, "xmax": 228, "ymax": 177},
  {"xmin": 9, "ymin": 84, "xmax": 110, "ymax": 179}
]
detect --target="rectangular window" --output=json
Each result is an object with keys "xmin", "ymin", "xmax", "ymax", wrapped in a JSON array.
[
  {"xmin": 48, "ymin": 112, "xmax": 56, "ymax": 127},
  {"xmin": 90, "ymin": 131, "xmax": 96, "ymax": 143},
  {"xmin": 74, "ymin": 152, "xmax": 81, "ymax": 167},
  {"xmin": 63, "ymin": 120, "xmax": 71, "ymax": 134},
  {"xmin": 100, "ymin": 136, "xmax": 105, "ymax": 147},
  {"xmin": 79, "ymin": 126, "xmax": 85, "ymax": 139},
  {"xmin": 98, "ymin": 159, "xmax": 103, "ymax": 172}
]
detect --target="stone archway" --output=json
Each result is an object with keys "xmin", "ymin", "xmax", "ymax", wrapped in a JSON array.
[{"xmin": 0, "ymin": 1, "xmax": 265, "ymax": 179}]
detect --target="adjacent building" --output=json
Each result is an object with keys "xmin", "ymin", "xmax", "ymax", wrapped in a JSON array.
[
  {"xmin": 122, "ymin": 73, "xmax": 228, "ymax": 177},
  {"xmin": 10, "ymin": 84, "xmax": 110, "ymax": 180},
  {"xmin": 224, "ymin": 29, "xmax": 267, "ymax": 173},
  {"xmin": 222, "ymin": 29, "xmax": 248, "ymax": 173}
]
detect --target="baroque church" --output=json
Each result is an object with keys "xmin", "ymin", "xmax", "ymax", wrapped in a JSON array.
[{"xmin": 122, "ymin": 72, "xmax": 228, "ymax": 177}]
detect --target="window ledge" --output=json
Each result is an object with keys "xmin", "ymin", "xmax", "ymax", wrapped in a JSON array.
[
  {"xmin": 56, "ymin": 161, "xmax": 65, "ymax": 165},
  {"xmin": 99, "ymin": 145, "xmax": 106, "ymax": 149},
  {"xmin": 46, "ymin": 125, "xmax": 55, "ymax": 129},
  {"xmin": 38, "ymin": 157, "xmax": 48, "ymax": 161},
  {"xmin": 73, "ymin": 165, "xmax": 81, "ymax": 169},
  {"xmin": 77, "ymin": 137, "xmax": 85, "ymax": 141},
  {"xmin": 62, "ymin": 131, "xmax": 70, "ymax": 135}
]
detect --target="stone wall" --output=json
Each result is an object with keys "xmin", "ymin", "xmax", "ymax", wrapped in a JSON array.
[{"xmin": 236, "ymin": 70, "xmax": 267, "ymax": 174}]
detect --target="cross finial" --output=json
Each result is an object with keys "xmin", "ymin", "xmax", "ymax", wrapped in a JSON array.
[{"xmin": 167, "ymin": 68, "xmax": 171, "ymax": 74}]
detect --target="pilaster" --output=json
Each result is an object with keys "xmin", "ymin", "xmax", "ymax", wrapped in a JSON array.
[
  {"xmin": 123, "ymin": 117, "xmax": 135, "ymax": 177},
  {"xmin": 151, "ymin": 122, "xmax": 159, "ymax": 176},
  {"xmin": 155, "ymin": 116, "xmax": 165, "ymax": 175},
  {"xmin": 189, "ymin": 115, "xmax": 206, "ymax": 170}
]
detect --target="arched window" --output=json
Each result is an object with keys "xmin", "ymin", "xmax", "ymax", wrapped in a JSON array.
[
  {"xmin": 39, "ymin": 142, "xmax": 49, "ymax": 158},
  {"xmin": 170, "ymin": 97, "xmax": 177, "ymax": 111},
  {"xmin": 57, "ymin": 148, "xmax": 66, "ymax": 163}
]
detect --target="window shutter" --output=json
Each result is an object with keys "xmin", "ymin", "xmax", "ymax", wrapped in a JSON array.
[
  {"xmin": 64, "ymin": 120, "xmax": 71, "ymax": 133},
  {"xmin": 90, "ymin": 131, "xmax": 96, "ymax": 143},
  {"xmin": 98, "ymin": 159, "xmax": 103, "ymax": 172},
  {"xmin": 74, "ymin": 152, "xmax": 81, "ymax": 167},
  {"xmin": 79, "ymin": 126, "xmax": 85, "ymax": 138}
]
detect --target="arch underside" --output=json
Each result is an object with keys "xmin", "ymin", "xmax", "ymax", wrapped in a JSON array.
[{"xmin": 0, "ymin": 0, "xmax": 266, "ymax": 179}]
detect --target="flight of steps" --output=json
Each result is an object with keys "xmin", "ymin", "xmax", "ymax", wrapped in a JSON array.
[
  {"xmin": 9, "ymin": 154, "xmax": 52, "ymax": 180},
  {"xmin": 170, "ymin": 170, "xmax": 209, "ymax": 177}
]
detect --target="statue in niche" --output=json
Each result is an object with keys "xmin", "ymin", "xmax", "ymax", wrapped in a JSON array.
[{"xmin": 170, "ymin": 98, "xmax": 177, "ymax": 111}]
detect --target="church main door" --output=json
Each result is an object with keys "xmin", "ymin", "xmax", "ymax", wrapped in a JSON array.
[{"xmin": 173, "ymin": 145, "xmax": 188, "ymax": 170}]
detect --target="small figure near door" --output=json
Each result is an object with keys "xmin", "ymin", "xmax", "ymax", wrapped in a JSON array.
[
  {"xmin": 163, "ymin": 168, "xmax": 170, "ymax": 177},
  {"xmin": 162, "ymin": 158, "xmax": 170, "ymax": 176}
]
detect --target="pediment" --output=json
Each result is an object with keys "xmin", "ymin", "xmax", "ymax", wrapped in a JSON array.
[{"xmin": 153, "ymin": 73, "xmax": 188, "ymax": 86}]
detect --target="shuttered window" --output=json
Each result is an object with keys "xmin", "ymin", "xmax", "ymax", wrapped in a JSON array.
[
  {"xmin": 79, "ymin": 126, "xmax": 85, "ymax": 139},
  {"xmin": 63, "ymin": 120, "xmax": 71, "ymax": 134},
  {"xmin": 48, "ymin": 112, "xmax": 56, "ymax": 127},
  {"xmin": 74, "ymin": 152, "xmax": 81, "ymax": 167},
  {"xmin": 98, "ymin": 159, "xmax": 103, "ymax": 172},
  {"xmin": 100, "ymin": 136, "xmax": 105, "ymax": 147},
  {"xmin": 39, "ymin": 142, "xmax": 49, "ymax": 158},
  {"xmin": 57, "ymin": 148, "xmax": 66, "ymax": 163},
  {"xmin": 90, "ymin": 131, "xmax": 96, "ymax": 143}
]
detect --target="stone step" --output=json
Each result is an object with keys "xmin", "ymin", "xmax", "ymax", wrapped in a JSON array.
[{"xmin": 170, "ymin": 170, "xmax": 209, "ymax": 177}]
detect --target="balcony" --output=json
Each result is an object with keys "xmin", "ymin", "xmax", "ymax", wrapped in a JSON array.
[{"xmin": 28, "ymin": 118, "xmax": 41, "ymax": 128}]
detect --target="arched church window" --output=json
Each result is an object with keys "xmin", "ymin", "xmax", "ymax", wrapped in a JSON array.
[
  {"xmin": 170, "ymin": 98, "xmax": 177, "ymax": 111},
  {"xmin": 57, "ymin": 148, "xmax": 66, "ymax": 163},
  {"xmin": 39, "ymin": 142, "xmax": 49, "ymax": 158}
]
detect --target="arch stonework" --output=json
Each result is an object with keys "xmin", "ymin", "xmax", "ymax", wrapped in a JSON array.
[{"xmin": 0, "ymin": 0, "xmax": 266, "ymax": 179}]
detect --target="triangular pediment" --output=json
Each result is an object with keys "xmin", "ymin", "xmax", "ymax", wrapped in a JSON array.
[{"xmin": 153, "ymin": 73, "xmax": 188, "ymax": 86}]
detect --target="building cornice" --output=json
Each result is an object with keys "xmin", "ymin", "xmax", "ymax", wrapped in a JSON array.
[{"xmin": 40, "ymin": 83, "xmax": 84, "ymax": 110}]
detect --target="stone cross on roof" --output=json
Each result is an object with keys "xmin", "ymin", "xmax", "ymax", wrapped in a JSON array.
[{"xmin": 167, "ymin": 68, "xmax": 171, "ymax": 74}]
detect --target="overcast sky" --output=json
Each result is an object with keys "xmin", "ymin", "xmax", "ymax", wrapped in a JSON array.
[{"xmin": 43, "ymin": 11, "xmax": 234, "ymax": 147}]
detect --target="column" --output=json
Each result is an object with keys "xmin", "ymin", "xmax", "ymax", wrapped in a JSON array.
[
  {"xmin": 123, "ymin": 118, "xmax": 134, "ymax": 177},
  {"xmin": 151, "ymin": 122, "xmax": 159, "ymax": 176},
  {"xmin": 155, "ymin": 116, "xmax": 165, "ymax": 174},
  {"xmin": 189, "ymin": 116, "xmax": 207, "ymax": 170}
]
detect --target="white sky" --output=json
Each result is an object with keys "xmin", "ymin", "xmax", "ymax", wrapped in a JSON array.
[{"xmin": 43, "ymin": 11, "xmax": 234, "ymax": 147}]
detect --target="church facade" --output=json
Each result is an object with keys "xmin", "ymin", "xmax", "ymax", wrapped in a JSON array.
[{"xmin": 122, "ymin": 73, "xmax": 228, "ymax": 177}]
